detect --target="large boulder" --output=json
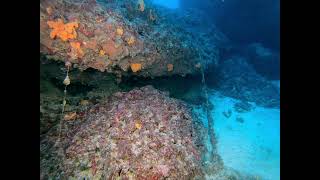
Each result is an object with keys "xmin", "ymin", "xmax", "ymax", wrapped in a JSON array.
[{"xmin": 40, "ymin": 86, "xmax": 208, "ymax": 179}]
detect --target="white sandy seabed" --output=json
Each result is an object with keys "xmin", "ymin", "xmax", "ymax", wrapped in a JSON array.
[{"xmin": 193, "ymin": 88, "xmax": 280, "ymax": 180}]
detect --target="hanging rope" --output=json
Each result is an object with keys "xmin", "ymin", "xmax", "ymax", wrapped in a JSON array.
[
  {"xmin": 200, "ymin": 66, "xmax": 216, "ymax": 153},
  {"xmin": 57, "ymin": 61, "xmax": 71, "ymax": 152},
  {"xmin": 197, "ymin": 50, "xmax": 217, "ymax": 157}
]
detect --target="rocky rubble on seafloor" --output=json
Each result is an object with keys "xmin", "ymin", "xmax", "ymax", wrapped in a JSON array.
[
  {"xmin": 40, "ymin": 86, "xmax": 213, "ymax": 179},
  {"xmin": 216, "ymin": 56, "xmax": 280, "ymax": 108},
  {"xmin": 40, "ymin": 0, "xmax": 227, "ymax": 78}
]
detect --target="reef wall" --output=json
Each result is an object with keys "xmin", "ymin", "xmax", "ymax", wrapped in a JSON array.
[{"xmin": 40, "ymin": 0, "xmax": 228, "ymax": 78}]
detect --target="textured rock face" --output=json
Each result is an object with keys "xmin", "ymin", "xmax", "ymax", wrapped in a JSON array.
[
  {"xmin": 40, "ymin": 0, "xmax": 225, "ymax": 78},
  {"xmin": 40, "ymin": 86, "xmax": 207, "ymax": 179},
  {"xmin": 245, "ymin": 43, "xmax": 280, "ymax": 80},
  {"xmin": 216, "ymin": 56, "xmax": 280, "ymax": 108}
]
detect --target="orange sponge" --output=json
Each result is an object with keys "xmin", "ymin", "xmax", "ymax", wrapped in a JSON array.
[
  {"xmin": 70, "ymin": 41, "xmax": 84, "ymax": 58},
  {"xmin": 116, "ymin": 27, "xmax": 124, "ymax": 36},
  {"xmin": 47, "ymin": 19, "xmax": 79, "ymax": 41},
  {"xmin": 130, "ymin": 63, "xmax": 142, "ymax": 72},
  {"xmin": 126, "ymin": 36, "xmax": 135, "ymax": 46}
]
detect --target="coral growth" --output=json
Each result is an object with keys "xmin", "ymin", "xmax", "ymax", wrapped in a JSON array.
[
  {"xmin": 135, "ymin": 121, "xmax": 142, "ymax": 129},
  {"xmin": 116, "ymin": 27, "xmax": 124, "ymax": 36},
  {"xmin": 69, "ymin": 41, "xmax": 84, "ymax": 59},
  {"xmin": 41, "ymin": 86, "xmax": 206, "ymax": 179},
  {"xmin": 83, "ymin": 40, "xmax": 97, "ymax": 50},
  {"xmin": 40, "ymin": 0, "xmax": 227, "ymax": 78},
  {"xmin": 126, "ymin": 36, "xmax": 135, "ymax": 46},
  {"xmin": 130, "ymin": 63, "xmax": 142, "ymax": 72},
  {"xmin": 99, "ymin": 50, "xmax": 105, "ymax": 56},
  {"xmin": 47, "ymin": 19, "xmax": 79, "ymax": 41},
  {"xmin": 102, "ymin": 40, "xmax": 123, "ymax": 59},
  {"xmin": 88, "ymin": 59, "xmax": 109, "ymax": 72}
]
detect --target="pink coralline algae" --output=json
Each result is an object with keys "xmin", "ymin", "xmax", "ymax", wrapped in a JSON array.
[
  {"xmin": 41, "ymin": 86, "xmax": 207, "ymax": 179},
  {"xmin": 157, "ymin": 164, "xmax": 170, "ymax": 177}
]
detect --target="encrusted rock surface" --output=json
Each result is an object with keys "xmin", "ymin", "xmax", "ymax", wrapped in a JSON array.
[
  {"xmin": 40, "ymin": 86, "xmax": 208, "ymax": 179},
  {"xmin": 40, "ymin": 0, "xmax": 227, "ymax": 78}
]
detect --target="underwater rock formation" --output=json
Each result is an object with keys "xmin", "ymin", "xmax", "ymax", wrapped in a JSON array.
[
  {"xmin": 40, "ymin": 0, "xmax": 226, "ymax": 78},
  {"xmin": 216, "ymin": 56, "xmax": 280, "ymax": 108},
  {"xmin": 244, "ymin": 43, "xmax": 280, "ymax": 80},
  {"xmin": 40, "ymin": 57, "xmax": 122, "ymax": 135},
  {"xmin": 40, "ymin": 86, "xmax": 209, "ymax": 179}
]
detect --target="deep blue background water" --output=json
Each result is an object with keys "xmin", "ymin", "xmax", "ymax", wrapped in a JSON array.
[{"xmin": 154, "ymin": 0, "xmax": 280, "ymax": 51}]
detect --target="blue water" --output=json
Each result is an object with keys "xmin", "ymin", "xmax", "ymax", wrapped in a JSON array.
[
  {"xmin": 193, "ymin": 91, "xmax": 280, "ymax": 180},
  {"xmin": 152, "ymin": 0, "xmax": 179, "ymax": 9},
  {"xmin": 212, "ymin": 95, "xmax": 280, "ymax": 180}
]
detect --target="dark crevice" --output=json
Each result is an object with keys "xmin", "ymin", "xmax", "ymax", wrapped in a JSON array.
[{"xmin": 49, "ymin": 77, "xmax": 95, "ymax": 96}]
